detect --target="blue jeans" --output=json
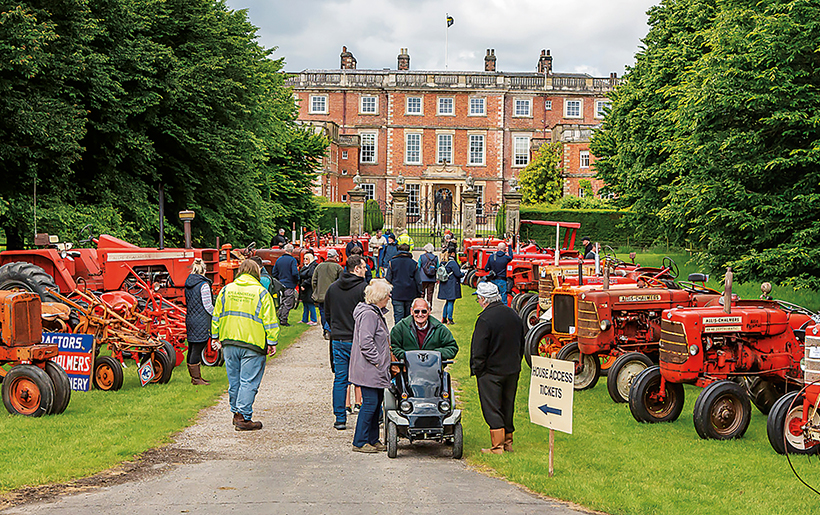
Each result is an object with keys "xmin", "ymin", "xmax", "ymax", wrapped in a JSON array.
[
  {"xmin": 318, "ymin": 302, "xmax": 330, "ymax": 332},
  {"xmin": 442, "ymin": 300, "xmax": 455, "ymax": 321},
  {"xmin": 392, "ymin": 299, "xmax": 414, "ymax": 325},
  {"xmin": 353, "ymin": 386, "xmax": 384, "ymax": 448},
  {"xmin": 302, "ymin": 300, "xmax": 317, "ymax": 323},
  {"xmin": 492, "ymin": 278, "xmax": 507, "ymax": 301},
  {"xmin": 332, "ymin": 340, "xmax": 352, "ymax": 423},
  {"xmin": 223, "ymin": 345, "xmax": 267, "ymax": 421}
]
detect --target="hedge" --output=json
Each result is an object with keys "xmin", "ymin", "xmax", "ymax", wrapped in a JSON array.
[
  {"xmin": 364, "ymin": 199, "xmax": 384, "ymax": 234},
  {"xmin": 317, "ymin": 203, "xmax": 350, "ymax": 236},
  {"xmin": 518, "ymin": 205, "xmax": 625, "ymax": 248}
]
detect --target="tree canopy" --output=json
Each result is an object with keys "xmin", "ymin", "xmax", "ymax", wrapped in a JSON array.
[
  {"xmin": 0, "ymin": 0, "xmax": 326, "ymax": 249},
  {"xmin": 591, "ymin": 0, "xmax": 820, "ymax": 288},
  {"xmin": 518, "ymin": 141, "xmax": 563, "ymax": 205}
]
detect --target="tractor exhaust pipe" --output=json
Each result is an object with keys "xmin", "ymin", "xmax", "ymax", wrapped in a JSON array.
[
  {"xmin": 603, "ymin": 262, "xmax": 610, "ymax": 290},
  {"xmin": 578, "ymin": 259, "xmax": 584, "ymax": 286},
  {"xmin": 724, "ymin": 267, "xmax": 733, "ymax": 314},
  {"xmin": 179, "ymin": 210, "xmax": 195, "ymax": 249}
]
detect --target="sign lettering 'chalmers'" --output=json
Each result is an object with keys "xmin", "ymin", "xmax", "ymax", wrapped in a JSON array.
[
  {"xmin": 618, "ymin": 294, "xmax": 662, "ymax": 302},
  {"xmin": 703, "ymin": 316, "xmax": 742, "ymax": 325}
]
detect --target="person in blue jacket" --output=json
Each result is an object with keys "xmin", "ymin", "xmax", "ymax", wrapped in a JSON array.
[
  {"xmin": 272, "ymin": 244, "xmax": 299, "ymax": 326},
  {"xmin": 380, "ymin": 233, "xmax": 399, "ymax": 273},
  {"xmin": 437, "ymin": 249, "xmax": 464, "ymax": 324},
  {"xmin": 483, "ymin": 241, "xmax": 513, "ymax": 301}
]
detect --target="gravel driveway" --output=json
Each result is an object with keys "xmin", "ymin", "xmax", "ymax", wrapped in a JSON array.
[{"xmin": 3, "ymin": 295, "xmax": 592, "ymax": 515}]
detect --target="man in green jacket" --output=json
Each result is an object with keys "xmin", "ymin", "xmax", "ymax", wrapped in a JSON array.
[{"xmin": 390, "ymin": 298, "xmax": 458, "ymax": 361}]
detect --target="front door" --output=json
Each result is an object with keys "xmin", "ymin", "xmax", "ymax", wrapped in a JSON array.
[{"xmin": 434, "ymin": 185, "xmax": 455, "ymax": 224}]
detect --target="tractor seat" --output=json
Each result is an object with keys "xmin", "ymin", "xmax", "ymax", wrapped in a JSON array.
[
  {"xmin": 100, "ymin": 291, "xmax": 138, "ymax": 314},
  {"xmin": 41, "ymin": 302, "xmax": 71, "ymax": 321}
]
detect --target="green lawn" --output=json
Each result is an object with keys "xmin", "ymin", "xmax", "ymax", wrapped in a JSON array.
[
  {"xmin": 447, "ymin": 253, "xmax": 820, "ymax": 515},
  {"xmin": 0, "ymin": 312, "xmax": 309, "ymax": 493}
]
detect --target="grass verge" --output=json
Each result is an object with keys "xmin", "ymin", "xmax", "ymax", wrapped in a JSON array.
[
  {"xmin": 0, "ymin": 311, "xmax": 309, "ymax": 494},
  {"xmin": 447, "ymin": 252, "xmax": 820, "ymax": 515}
]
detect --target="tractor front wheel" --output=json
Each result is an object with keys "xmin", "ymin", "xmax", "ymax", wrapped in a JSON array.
[
  {"xmin": 607, "ymin": 352, "xmax": 653, "ymax": 403},
  {"xmin": 2, "ymin": 365, "xmax": 55, "ymax": 416},
  {"xmin": 201, "ymin": 344, "xmax": 225, "ymax": 367},
  {"xmin": 44, "ymin": 361, "xmax": 71, "ymax": 414},
  {"xmin": 519, "ymin": 301, "xmax": 540, "ymax": 333},
  {"xmin": 693, "ymin": 380, "xmax": 751, "ymax": 440},
  {"xmin": 525, "ymin": 322, "xmax": 564, "ymax": 368},
  {"xmin": 767, "ymin": 391, "xmax": 820, "ymax": 455},
  {"xmin": 629, "ymin": 366, "xmax": 684, "ymax": 423},
  {"xmin": 93, "ymin": 356, "xmax": 124, "ymax": 391},
  {"xmin": 556, "ymin": 342, "xmax": 599, "ymax": 390},
  {"xmin": 142, "ymin": 351, "xmax": 173, "ymax": 384}
]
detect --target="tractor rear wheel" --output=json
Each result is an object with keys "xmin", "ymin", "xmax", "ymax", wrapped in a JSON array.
[
  {"xmin": 44, "ymin": 361, "xmax": 71, "ymax": 414},
  {"xmin": 463, "ymin": 270, "xmax": 475, "ymax": 288},
  {"xmin": 525, "ymin": 322, "xmax": 564, "ymax": 368},
  {"xmin": 767, "ymin": 391, "xmax": 820, "ymax": 455},
  {"xmin": 142, "ymin": 351, "xmax": 173, "ymax": 384},
  {"xmin": 2, "ymin": 365, "xmax": 55, "ymax": 416},
  {"xmin": 629, "ymin": 366, "xmax": 685, "ymax": 423},
  {"xmin": 468, "ymin": 271, "xmax": 480, "ymax": 289},
  {"xmin": 519, "ymin": 301, "xmax": 541, "ymax": 333},
  {"xmin": 746, "ymin": 377, "xmax": 787, "ymax": 415},
  {"xmin": 511, "ymin": 293, "xmax": 524, "ymax": 312},
  {"xmin": 93, "ymin": 356, "xmax": 123, "ymax": 391},
  {"xmin": 607, "ymin": 352, "xmax": 653, "ymax": 403},
  {"xmin": 693, "ymin": 380, "xmax": 751, "ymax": 440},
  {"xmin": 159, "ymin": 340, "xmax": 177, "ymax": 369},
  {"xmin": 556, "ymin": 342, "xmax": 599, "ymax": 390},
  {"xmin": 0, "ymin": 262, "xmax": 60, "ymax": 302}
]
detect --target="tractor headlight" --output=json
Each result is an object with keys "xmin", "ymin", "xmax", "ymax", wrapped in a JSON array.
[
  {"xmin": 599, "ymin": 319, "xmax": 612, "ymax": 331},
  {"xmin": 689, "ymin": 344, "xmax": 699, "ymax": 356},
  {"xmin": 400, "ymin": 400, "xmax": 413, "ymax": 413},
  {"xmin": 438, "ymin": 400, "xmax": 451, "ymax": 413}
]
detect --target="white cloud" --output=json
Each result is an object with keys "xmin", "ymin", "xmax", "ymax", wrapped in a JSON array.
[{"xmin": 226, "ymin": 0, "xmax": 657, "ymax": 77}]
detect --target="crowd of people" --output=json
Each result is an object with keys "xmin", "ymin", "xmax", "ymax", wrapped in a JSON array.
[{"xmin": 186, "ymin": 227, "xmax": 524, "ymax": 455}]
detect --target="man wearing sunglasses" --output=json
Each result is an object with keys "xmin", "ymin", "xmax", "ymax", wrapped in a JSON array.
[{"xmin": 390, "ymin": 298, "xmax": 458, "ymax": 362}]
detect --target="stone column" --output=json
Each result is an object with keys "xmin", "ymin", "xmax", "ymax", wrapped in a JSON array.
[
  {"xmin": 348, "ymin": 189, "xmax": 367, "ymax": 236},
  {"xmin": 391, "ymin": 189, "xmax": 409, "ymax": 236},
  {"xmin": 461, "ymin": 190, "xmax": 479, "ymax": 239},
  {"xmin": 503, "ymin": 190, "xmax": 523, "ymax": 237}
]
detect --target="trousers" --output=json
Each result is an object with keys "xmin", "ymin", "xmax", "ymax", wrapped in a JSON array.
[
  {"xmin": 224, "ymin": 345, "xmax": 267, "ymax": 421},
  {"xmin": 476, "ymin": 372, "xmax": 518, "ymax": 432}
]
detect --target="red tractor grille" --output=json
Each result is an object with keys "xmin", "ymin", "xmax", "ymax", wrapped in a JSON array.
[
  {"xmin": 539, "ymin": 274, "xmax": 555, "ymax": 310},
  {"xmin": 577, "ymin": 300, "xmax": 600, "ymax": 339},
  {"xmin": 659, "ymin": 319, "xmax": 688, "ymax": 364}
]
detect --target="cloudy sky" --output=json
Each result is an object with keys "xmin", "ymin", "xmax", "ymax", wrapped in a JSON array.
[{"xmin": 224, "ymin": 0, "xmax": 658, "ymax": 77}]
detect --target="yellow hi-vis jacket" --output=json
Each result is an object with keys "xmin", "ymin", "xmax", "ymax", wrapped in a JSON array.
[
  {"xmin": 397, "ymin": 232, "xmax": 414, "ymax": 251},
  {"xmin": 211, "ymin": 273, "xmax": 279, "ymax": 353}
]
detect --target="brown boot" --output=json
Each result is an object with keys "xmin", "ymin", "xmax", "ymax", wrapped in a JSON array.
[
  {"xmin": 481, "ymin": 428, "xmax": 505, "ymax": 454},
  {"xmin": 188, "ymin": 363, "xmax": 210, "ymax": 385},
  {"xmin": 504, "ymin": 432, "xmax": 514, "ymax": 452},
  {"xmin": 235, "ymin": 418, "xmax": 263, "ymax": 431},
  {"xmin": 233, "ymin": 412, "xmax": 244, "ymax": 426}
]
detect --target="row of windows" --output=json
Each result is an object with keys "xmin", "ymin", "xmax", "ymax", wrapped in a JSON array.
[
  {"xmin": 309, "ymin": 94, "xmax": 610, "ymax": 119},
  {"xmin": 359, "ymin": 132, "xmax": 531, "ymax": 167},
  {"xmin": 360, "ymin": 183, "xmax": 486, "ymax": 216}
]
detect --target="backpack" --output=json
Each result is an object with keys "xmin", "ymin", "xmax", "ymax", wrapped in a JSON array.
[
  {"xmin": 422, "ymin": 254, "xmax": 438, "ymax": 277},
  {"xmin": 436, "ymin": 263, "xmax": 451, "ymax": 282}
]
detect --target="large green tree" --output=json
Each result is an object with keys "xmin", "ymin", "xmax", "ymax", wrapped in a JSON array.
[
  {"xmin": 518, "ymin": 141, "xmax": 563, "ymax": 205},
  {"xmin": 0, "ymin": 0, "xmax": 325, "ymax": 249}
]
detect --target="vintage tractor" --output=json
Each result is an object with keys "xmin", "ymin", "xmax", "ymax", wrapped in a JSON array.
[
  {"xmin": 0, "ymin": 291, "xmax": 72, "ymax": 416},
  {"xmin": 629, "ymin": 273, "xmax": 814, "ymax": 440},
  {"xmin": 766, "ymin": 331, "xmax": 820, "ymax": 454}
]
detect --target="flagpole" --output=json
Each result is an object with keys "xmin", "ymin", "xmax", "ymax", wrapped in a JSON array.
[{"xmin": 445, "ymin": 12, "xmax": 449, "ymax": 69}]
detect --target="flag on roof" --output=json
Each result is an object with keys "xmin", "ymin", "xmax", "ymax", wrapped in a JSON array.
[{"xmin": 446, "ymin": 15, "xmax": 454, "ymax": 27}]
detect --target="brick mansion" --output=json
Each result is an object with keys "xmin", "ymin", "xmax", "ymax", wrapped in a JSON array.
[{"xmin": 287, "ymin": 46, "xmax": 620, "ymax": 211}]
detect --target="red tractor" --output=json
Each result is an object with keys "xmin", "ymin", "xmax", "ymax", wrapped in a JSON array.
[
  {"xmin": 767, "ymin": 332, "xmax": 820, "ymax": 454},
  {"xmin": 629, "ymin": 274, "xmax": 813, "ymax": 440},
  {"xmin": 0, "ymin": 291, "xmax": 71, "ymax": 416}
]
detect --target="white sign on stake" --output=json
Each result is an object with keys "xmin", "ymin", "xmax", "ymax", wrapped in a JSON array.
[{"xmin": 528, "ymin": 355, "xmax": 575, "ymax": 478}]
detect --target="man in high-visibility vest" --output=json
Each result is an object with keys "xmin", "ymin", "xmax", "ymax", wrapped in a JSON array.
[
  {"xmin": 397, "ymin": 230, "xmax": 414, "ymax": 251},
  {"xmin": 211, "ymin": 259, "xmax": 279, "ymax": 431}
]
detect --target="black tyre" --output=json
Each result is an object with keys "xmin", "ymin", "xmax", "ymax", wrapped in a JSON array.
[
  {"xmin": 93, "ymin": 356, "xmax": 123, "ymax": 391},
  {"xmin": 0, "ymin": 262, "xmax": 60, "ymax": 302},
  {"xmin": 463, "ymin": 270, "xmax": 475, "ymax": 287},
  {"xmin": 511, "ymin": 293, "xmax": 524, "ymax": 312},
  {"xmin": 519, "ymin": 301, "xmax": 540, "ymax": 332},
  {"xmin": 452, "ymin": 421, "xmax": 463, "ymax": 459},
  {"xmin": 160, "ymin": 340, "xmax": 177, "ymax": 369},
  {"xmin": 44, "ymin": 361, "xmax": 71, "ymax": 414},
  {"xmin": 747, "ymin": 377, "xmax": 787, "ymax": 415},
  {"xmin": 2, "ymin": 364, "xmax": 55, "ymax": 417},
  {"xmin": 556, "ymin": 342, "xmax": 600, "ymax": 390},
  {"xmin": 525, "ymin": 322, "xmax": 555, "ymax": 368},
  {"xmin": 607, "ymin": 352, "xmax": 653, "ymax": 403},
  {"xmin": 767, "ymin": 391, "xmax": 820, "ymax": 455},
  {"xmin": 142, "ymin": 350, "xmax": 173, "ymax": 384},
  {"xmin": 629, "ymin": 366, "xmax": 685, "ymax": 423},
  {"xmin": 201, "ymin": 344, "xmax": 225, "ymax": 367},
  {"xmin": 693, "ymin": 380, "xmax": 752, "ymax": 440},
  {"xmin": 387, "ymin": 420, "xmax": 398, "ymax": 459},
  {"xmin": 516, "ymin": 293, "xmax": 537, "ymax": 316},
  {"xmin": 469, "ymin": 271, "xmax": 479, "ymax": 289}
]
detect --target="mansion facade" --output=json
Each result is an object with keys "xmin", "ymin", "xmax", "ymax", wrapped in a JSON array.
[{"xmin": 287, "ymin": 47, "xmax": 619, "ymax": 212}]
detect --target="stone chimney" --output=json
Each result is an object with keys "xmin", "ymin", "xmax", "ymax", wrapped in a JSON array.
[
  {"xmin": 537, "ymin": 49, "xmax": 553, "ymax": 75},
  {"xmin": 484, "ymin": 49, "xmax": 496, "ymax": 72},
  {"xmin": 340, "ymin": 46, "xmax": 357, "ymax": 70},
  {"xmin": 397, "ymin": 48, "xmax": 410, "ymax": 71},
  {"xmin": 610, "ymin": 72, "xmax": 618, "ymax": 79}
]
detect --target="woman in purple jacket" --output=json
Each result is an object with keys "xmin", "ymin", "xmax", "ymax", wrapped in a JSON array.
[{"xmin": 349, "ymin": 279, "xmax": 393, "ymax": 453}]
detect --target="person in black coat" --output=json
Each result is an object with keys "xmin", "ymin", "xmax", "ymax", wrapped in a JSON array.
[
  {"xmin": 436, "ymin": 249, "xmax": 463, "ymax": 325},
  {"xmin": 184, "ymin": 258, "xmax": 213, "ymax": 386},
  {"xmin": 299, "ymin": 252, "xmax": 318, "ymax": 325},
  {"xmin": 385, "ymin": 243, "xmax": 421, "ymax": 324},
  {"xmin": 470, "ymin": 281, "xmax": 524, "ymax": 454}
]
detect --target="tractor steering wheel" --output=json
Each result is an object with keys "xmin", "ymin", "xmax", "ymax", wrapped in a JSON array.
[
  {"xmin": 604, "ymin": 254, "xmax": 626, "ymax": 269},
  {"xmin": 637, "ymin": 274, "xmax": 666, "ymax": 288},
  {"xmin": 662, "ymin": 256, "xmax": 680, "ymax": 279},
  {"xmin": 528, "ymin": 239, "xmax": 544, "ymax": 253},
  {"xmin": 242, "ymin": 241, "xmax": 257, "ymax": 256},
  {"xmin": 775, "ymin": 300, "xmax": 818, "ymax": 318},
  {"xmin": 78, "ymin": 224, "xmax": 95, "ymax": 245}
]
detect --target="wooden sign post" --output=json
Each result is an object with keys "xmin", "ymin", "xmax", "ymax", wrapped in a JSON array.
[{"xmin": 528, "ymin": 356, "xmax": 575, "ymax": 477}]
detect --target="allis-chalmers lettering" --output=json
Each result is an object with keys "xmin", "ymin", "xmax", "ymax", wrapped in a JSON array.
[{"xmin": 617, "ymin": 294, "xmax": 662, "ymax": 302}]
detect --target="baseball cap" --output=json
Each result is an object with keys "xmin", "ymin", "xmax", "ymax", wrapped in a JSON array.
[
  {"xmin": 473, "ymin": 281, "xmax": 500, "ymax": 298},
  {"xmin": 327, "ymin": 249, "xmax": 338, "ymax": 258}
]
